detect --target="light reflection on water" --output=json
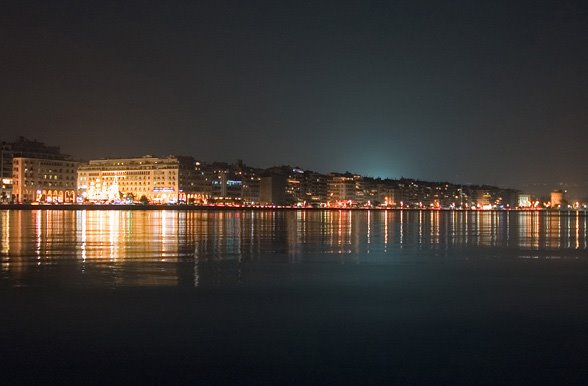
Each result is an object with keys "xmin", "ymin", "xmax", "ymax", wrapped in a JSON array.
[{"xmin": 1, "ymin": 209, "xmax": 587, "ymax": 287}]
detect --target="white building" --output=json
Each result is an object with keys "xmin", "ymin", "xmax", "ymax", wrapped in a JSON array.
[
  {"xmin": 517, "ymin": 194, "xmax": 532, "ymax": 208},
  {"xmin": 78, "ymin": 155, "xmax": 206, "ymax": 204}
]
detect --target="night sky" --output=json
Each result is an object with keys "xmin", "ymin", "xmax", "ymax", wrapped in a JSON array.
[{"xmin": 2, "ymin": 1, "xmax": 587, "ymax": 194}]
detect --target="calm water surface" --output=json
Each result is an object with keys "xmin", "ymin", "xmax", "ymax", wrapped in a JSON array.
[
  {"xmin": 2, "ymin": 209, "xmax": 588, "ymax": 384},
  {"xmin": 1, "ymin": 209, "xmax": 588, "ymax": 287}
]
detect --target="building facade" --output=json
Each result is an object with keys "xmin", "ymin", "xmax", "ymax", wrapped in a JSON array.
[
  {"xmin": 260, "ymin": 175, "xmax": 287, "ymax": 205},
  {"xmin": 327, "ymin": 174, "xmax": 365, "ymax": 206},
  {"xmin": 12, "ymin": 157, "xmax": 78, "ymax": 203},
  {"xmin": 1, "ymin": 137, "xmax": 70, "ymax": 202},
  {"xmin": 78, "ymin": 155, "xmax": 206, "ymax": 204},
  {"xmin": 550, "ymin": 190, "xmax": 565, "ymax": 209}
]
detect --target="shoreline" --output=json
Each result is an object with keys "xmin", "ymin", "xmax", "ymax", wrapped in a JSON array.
[{"xmin": 0, "ymin": 203, "xmax": 583, "ymax": 212}]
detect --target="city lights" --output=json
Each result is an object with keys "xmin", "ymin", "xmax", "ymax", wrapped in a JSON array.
[{"xmin": 0, "ymin": 138, "xmax": 587, "ymax": 209}]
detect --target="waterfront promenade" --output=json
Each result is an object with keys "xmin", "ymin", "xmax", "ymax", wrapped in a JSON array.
[{"xmin": 0, "ymin": 203, "xmax": 582, "ymax": 212}]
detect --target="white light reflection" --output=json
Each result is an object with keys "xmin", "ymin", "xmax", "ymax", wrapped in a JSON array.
[
  {"xmin": 1, "ymin": 211, "xmax": 9, "ymax": 255},
  {"xmin": 79, "ymin": 210, "xmax": 87, "ymax": 261},
  {"xmin": 35, "ymin": 210, "xmax": 42, "ymax": 260},
  {"xmin": 576, "ymin": 212, "xmax": 580, "ymax": 250},
  {"xmin": 399, "ymin": 210, "xmax": 404, "ymax": 247},
  {"xmin": 366, "ymin": 210, "xmax": 371, "ymax": 253},
  {"xmin": 109, "ymin": 211, "xmax": 118, "ymax": 260},
  {"xmin": 384, "ymin": 210, "xmax": 388, "ymax": 253},
  {"xmin": 418, "ymin": 210, "xmax": 423, "ymax": 245}
]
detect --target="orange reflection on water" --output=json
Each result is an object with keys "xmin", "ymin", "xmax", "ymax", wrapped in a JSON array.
[{"xmin": 1, "ymin": 209, "xmax": 588, "ymax": 287}]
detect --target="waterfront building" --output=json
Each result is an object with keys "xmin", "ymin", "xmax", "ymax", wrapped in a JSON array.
[
  {"xmin": 192, "ymin": 161, "xmax": 212, "ymax": 203},
  {"xmin": 202, "ymin": 161, "xmax": 262, "ymax": 204},
  {"xmin": 176, "ymin": 156, "xmax": 210, "ymax": 203},
  {"xmin": 242, "ymin": 176, "xmax": 261, "ymax": 204},
  {"xmin": 518, "ymin": 194, "xmax": 532, "ymax": 208},
  {"xmin": 284, "ymin": 168, "xmax": 328, "ymax": 206},
  {"xmin": 377, "ymin": 185, "xmax": 396, "ymax": 207},
  {"xmin": 210, "ymin": 172, "xmax": 244, "ymax": 203},
  {"xmin": 327, "ymin": 173, "xmax": 366, "ymax": 206},
  {"xmin": 1, "ymin": 137, "xmax": 71, "ymax": 202},
  {"xmin": 12, "ymin": 157, "xmax": 78, "ymax": 203},
  {"xmin": 77, "ymin": 155, "xmax": 207, "ymax": 204},
  {"xmin": 0, "ymin": 142, "xmax": 12, "ymax": 201},
  {"xmin": 475, "ymin": 190, "xmax": 492, "ymax": 209},
  {"xmin": 550, "ymin": 190, "xmax": 566, "ymax": 209},
  {"xmin": 493, "ymin": 189, "xmax": 518, "ymax": 209},
  {"xmin": 301, "ymin": 171, "xmax": 328, "ymax": 205},
  {"xmin": 395, "ymin": 179, "xmax": 433, "ymax": 208},
  {"xmin": 260, "ymin": 175, "xmax": 287, "ymax": 205},
  {"xmin": 327, "ymin": 174, "xmax": 355, "ymax": 206}
]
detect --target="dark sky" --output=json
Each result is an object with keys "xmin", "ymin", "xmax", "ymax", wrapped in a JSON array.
[{"xmin": 2, "ymin": 0, "xmax": 587, "ymax": 194}]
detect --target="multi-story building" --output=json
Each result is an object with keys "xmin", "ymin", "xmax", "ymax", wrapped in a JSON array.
[
  {"xmin": 242, "ymin": 176, "xmax": 261, "ymax": 204},
  {"xmin": 327, "ymin": 173, "xmax": 365, "ymax": 206},
  {"xmin": 1, "ymin": 137, "xmax": 71, "ymax": 202},
  {"xmin": 302, "ymin": 172, "xmax": 328, "ymax": 205},
  {"xmin": 550, "ymin": 190, "xmax": 566, "ymax": 209},
  {"xmin": 260, "ymin": 175, "xmax": 287, "ymax": 205},
  {"xmin": 201, "ymin": 160, "xmax": 263, "ymax": 204},
  {"xmin": 286, "ymin": 168, "xmax": 328, "ymax": 206},
  {"xmin": 12, "ymin": 157, "xmax": 78, "ymax": 203},
  {"xmin": 518, "ymin": 194, "xmax": 532, "ymax": 208},
  {"xmin": 0, "ymin": 142, "xmax": 13, "ymax": 201},
  {"xmin": 77, "ymin": 155, "xmax": 206, "ymax": 204},
  {"xmin": 474, "ymin": 190, "xmax": 492, "ymax": 209},
  {"xmin": 376, "ymin": 184, "xmax": 396, "ymax": 207}
]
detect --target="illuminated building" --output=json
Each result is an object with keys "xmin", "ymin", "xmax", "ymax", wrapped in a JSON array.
[
  {"xmin": 377, "ymin": 185, "xmax": 396, "ymax": 207},
  {"xmin": 327, "ymin": 174, "xmax": 354, "ymax": 204},
  {"xmin": 201, "ymin": 161, "xmax": 263, "ymax": 204},
  {"xmin": 78, "ymin": 155, "xmax": 207, "ymax": 204},
  {"xmin": 191, "ymin": 161, "xmax": 212, "ymax": 203},
  {"xmin": 474, "ymin": 190, "xmax": 492, "ymax": 209},
  {"xmin": 286, "ymin": 168, "xmax": 328, "ymax": 205},
  {"xmin": 1, "ymin": 137, "xmax": 71, "ymax": 202},
  {"xmin": 242, "ymin": 176, "xmax": 261, "ymax": 203},
  {"xmin": 12, "ymin": 157, "xmax": 78, "ymax": 203},
  {"xmin": 518, "ymin": 194, "xmax": 532, "ymax": 208},
  {"xmin": 206, "ymin": 164, "xmax": 244, "ymax": 203},
  {"xmin": 550, "ymin": 190, "xmax": 566, "ymax": 209},
  {"xmin": 327, "ymin": 173, "xmax": 365, "ymax": 206}
]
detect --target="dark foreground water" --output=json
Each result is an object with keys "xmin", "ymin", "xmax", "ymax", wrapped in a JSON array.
[{"xmin": 1, "ymin": 209, "xmax": 588, "ymax": 384}]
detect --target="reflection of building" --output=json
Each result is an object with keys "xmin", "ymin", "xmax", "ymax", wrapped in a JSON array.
[
  {"xmin": 1, "ymin": 137, "xmax": 72, "ymax": 202},
  {"xmin": 78, "ymin": 155, "xmax": 206, "ymax": 204},
  {"xmin": 12, "ymin": 157, "xmax": 78, "ymax": 203}
]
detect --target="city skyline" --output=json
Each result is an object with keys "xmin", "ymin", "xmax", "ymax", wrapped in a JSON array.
[
  {"xmin": 3, "ymin": 136, "xmax": 584, "ymax": 207},
  {"xmin": 2, "ymin": 1, "xmax": 587, "ymax": 194},
  {"xmin": 1, "ymin": 135, "xmax": 584, "ymax": 201}
]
